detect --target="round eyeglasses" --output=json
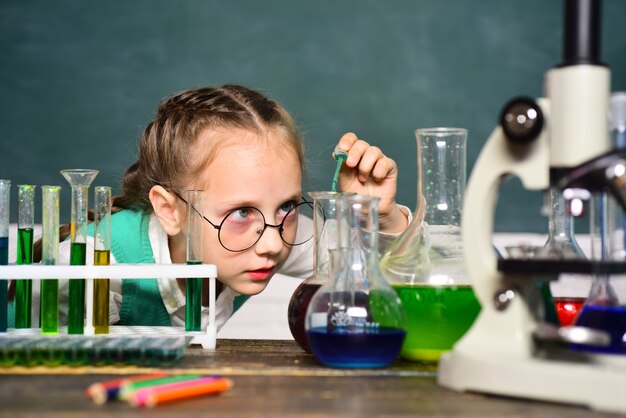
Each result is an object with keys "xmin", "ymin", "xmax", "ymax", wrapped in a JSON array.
[{"xmin": 174, "ymin": 192, "xmax": 313, "ymax": 252}]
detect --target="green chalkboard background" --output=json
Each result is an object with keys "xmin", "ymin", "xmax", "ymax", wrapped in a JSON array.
[{"xmin": 1, "ymin": 0, "xmax": 625, "ymax": 231}]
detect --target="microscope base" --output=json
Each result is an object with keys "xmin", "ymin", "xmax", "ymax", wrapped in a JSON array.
[{"xmin": 438, "ymin": 346, "xmax": 626, "ymax": 414}]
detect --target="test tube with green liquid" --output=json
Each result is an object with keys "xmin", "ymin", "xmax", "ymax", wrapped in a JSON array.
[
  {"xmin": 0, "ymin": 180, "xmax": 10, "ymax": 332},
  {"xmin": 61, "ymin": 169, "xmax": 98, "ymax": 334},
  {"xmin": 331, "ymin": 146, "xmax": 348, "ymax": 192},
  {"xmin": 185, "ymin": 190, "xmax": 203, "ymax": 332},
  {"xmin": 15, "ymin": 185, "xmax": 35, "ymax": 328},
  {"xmin": 93, "ymin": 186, "xmax": 111, "ymax": 334},
  {"xmin": 40, "ymin": 186, "xmax": 61, "ymax": 334}
]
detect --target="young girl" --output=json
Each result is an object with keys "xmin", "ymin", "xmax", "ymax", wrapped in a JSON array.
[{"xmin": 18, "ymin": 85, "xmax": 410, "ymax": 330}]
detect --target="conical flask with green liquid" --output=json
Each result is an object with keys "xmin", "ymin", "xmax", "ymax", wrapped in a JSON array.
[{"xmin": 380, "ymin": 127, "xmax": 480, "ymax": 363}]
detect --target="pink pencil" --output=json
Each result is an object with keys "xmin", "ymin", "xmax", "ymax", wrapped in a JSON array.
[{"xmin": 131, "ymin": 376, "xmax": 231, "ymax": 407}]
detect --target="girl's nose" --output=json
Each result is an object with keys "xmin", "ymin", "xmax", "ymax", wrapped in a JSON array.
[{"xmin": 254, "ymin": 225, "xmax": 284, "ymax": 255}]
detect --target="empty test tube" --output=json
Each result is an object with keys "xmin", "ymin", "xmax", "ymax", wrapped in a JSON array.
[
  {"xmin": 93, "ymin": 186, "xmax": 111, "ymax": 334},
  {"xmin": 185, "ymin": 190, "xmax": 203, "ymax": 332},
  {"xmin": 40, "ymin": 186, "xmax": 61, "ymax": 335},
  {"xmin": 0, "ymin": 180, "xmax": 10, "ymax": 332},
  {"xmin": 15, "ymin": 185, "xmax": 36, "ymax": 328},
  {"xmin": 61, "ymin": 169, "xmax": 98, "ymax": 334}
]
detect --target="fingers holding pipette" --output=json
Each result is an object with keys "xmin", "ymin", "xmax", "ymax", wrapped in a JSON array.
[{"xmin": 334, "ymin": 132, "xmax": 407, "ymax": 233}]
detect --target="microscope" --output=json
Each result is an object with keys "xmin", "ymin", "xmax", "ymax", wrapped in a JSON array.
[{"xmin": 438, "ymin": 0, "xmax": 626, "ymax": 413}]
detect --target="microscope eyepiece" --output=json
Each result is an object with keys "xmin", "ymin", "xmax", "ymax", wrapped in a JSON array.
[{"xmin": 499, "ymin": 97, "xmax": 544, "ymax": 144}]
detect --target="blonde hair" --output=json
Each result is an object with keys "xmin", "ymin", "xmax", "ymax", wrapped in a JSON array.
[{"xmin": 115, "ymin": 85, "xmax": 304, "ymax": 212}]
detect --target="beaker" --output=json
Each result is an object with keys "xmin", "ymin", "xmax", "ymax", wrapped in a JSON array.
[
  {"xmin": 537, "ymin": 187, "xmax": 586, "ymax": 326},
  {"xmin": 40, "ymin": 185, "xmax": 61, "ymax": 335},
  {"xmin": 380, "ymin": 127, "xmax": 480, "ymax": 362},
  {"xmin": 93, "ymin": 186, "xmax": 111, "ymax": 334},
  {"xmin": 61, "ymin": 169, "xmax": 98, "ymax": 334},
  {"xmin": 185, "ymin": 190, "xmax": 203, "ymax": 332},
  {"xmin": 305, "ymin": 194, "xmax": 406, "ymax": 368},
  {"xmin": 287, "ymin": 191, "xmax": 342, "ymax": 353},
  {"xmin": 15, "ymin": 185, "xmax": 35, "ymax": 328},
  {"xmin": 0, "ymin": 179, "xmax": 10, "ymax": 332}
]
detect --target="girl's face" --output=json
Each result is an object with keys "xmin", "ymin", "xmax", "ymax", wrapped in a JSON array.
[{"xmin": 186, "ymin": 127, "xmax": 303, "ymax": 296}]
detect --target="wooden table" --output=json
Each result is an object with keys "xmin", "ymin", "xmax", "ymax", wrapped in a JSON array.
[{"xmin": 0, "ymin": 339, "xmax": 617, "ymax": 417}]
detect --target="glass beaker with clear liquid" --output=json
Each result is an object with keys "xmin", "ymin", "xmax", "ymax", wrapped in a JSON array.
[
  {"xmin": 305, "ymin": 194, "xmax": 406, "ymax": 368},
  {"xmin": 380, "ymin": 127, "xmax": 480, "ymax": 362},
  {"xmin": 287, "ymin": 191, "xmax": 343, "ymax": 353}
]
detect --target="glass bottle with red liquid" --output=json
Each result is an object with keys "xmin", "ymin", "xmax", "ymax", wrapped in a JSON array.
[
  {"xmin": 536, "ymin": 187, "xmax": 587, "ymax": 326},
  {"xmin": 305, "ymin": 194, "xmax": 406, "ymax": 368},
  {"xmin": 287, "ymin": 191, "xmax": 345, "ymax": 353}
]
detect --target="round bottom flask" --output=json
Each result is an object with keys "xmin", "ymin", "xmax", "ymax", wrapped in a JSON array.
[
  {"xmin": 305, "ymin": 195, "xmax": 406, "ymax": 368},
  {"xmin": 287, "ymin": 192, "xmax": 343, "ymax": 353}
]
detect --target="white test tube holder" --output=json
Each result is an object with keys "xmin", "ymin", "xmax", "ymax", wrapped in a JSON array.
[{"xmin": 0, "ymin": 263, "xmax": 217, "ymax": 349}]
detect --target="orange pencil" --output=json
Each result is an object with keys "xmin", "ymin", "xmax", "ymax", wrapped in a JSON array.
[{"xmin": 134, "ymin": 376, "xmax": 232, "ymax": 408}]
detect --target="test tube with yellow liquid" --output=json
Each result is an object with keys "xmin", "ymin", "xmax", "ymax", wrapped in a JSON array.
[
  {"xmin": 15, "ymin": 185, "xmax": 36, "ymax": 328},
  {"xmin": 186, "ymin": 190, "xmax": 203, "ymax": 332},
  {"xmin": 40, "ymin": 186, "xmax": 61, "ymax": 334},
  {"xmin": 61, "ymin": 169, "xmax": 98, "ymax": 334},
  {"xmin": 93, "ymin": 186, "xmax": 111, "ymax": 334}
]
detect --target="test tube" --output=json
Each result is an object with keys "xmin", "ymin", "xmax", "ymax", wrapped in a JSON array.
[
  {"xmin": 15, "ymin": 184, "xmax": 36, "ymax": 328},
  {"xmin": 61, "ymin": 169, "xmax": 98, "ymax": 334},
  {"xmin": 93, "ymin": 186, "xmax": 111, "ymax": 335},
  {"xmin": 0, "ymin": 180, "xmax": 10, "ymax": 332},
  {"xmin": 185, "ymin": 190, "xmax": 203, "ymax": 332},
  {"xmin": 40, "ymin": 186, "xmax": 61, "ymax": 335}
]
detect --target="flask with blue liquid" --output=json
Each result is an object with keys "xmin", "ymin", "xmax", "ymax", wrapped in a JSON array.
[{"xmin": 305, "ymin": 194, "xmax": 406, "ymax": 368}]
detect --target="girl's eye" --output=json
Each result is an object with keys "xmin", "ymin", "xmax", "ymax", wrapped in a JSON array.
[
  {"xmin": 278, "ymin": 201, "xmax": 296, "ymax": 217},
  {"xmin": 277, "ymin": 200, "xmax": 299, "ymax": 223},
  {"xmin": 230, "ymin": 208, "xmax": 252, "ymax": 222}
]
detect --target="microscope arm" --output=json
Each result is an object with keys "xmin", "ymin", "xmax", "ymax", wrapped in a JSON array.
[{"xmin": 446, "ymin": 98, "xmax": 551, "ymax": 360}]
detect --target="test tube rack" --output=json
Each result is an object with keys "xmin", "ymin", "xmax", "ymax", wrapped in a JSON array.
[{"xmin": 0, "ymin": 263, "xmax": 217, "ymax": 367}]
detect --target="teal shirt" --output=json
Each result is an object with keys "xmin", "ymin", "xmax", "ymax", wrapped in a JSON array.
[
  {"xmin": 104, "ymin": 210, "xmax": 171, "ymax": 326},
  {"xmin": 107, "ymin": 210, "xmax": 249, "ymax": 324}
]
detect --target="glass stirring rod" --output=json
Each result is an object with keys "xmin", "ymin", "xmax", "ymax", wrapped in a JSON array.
[{"xmin": 331, "ymin": 146, "xmax": 347, "ymax": 192}]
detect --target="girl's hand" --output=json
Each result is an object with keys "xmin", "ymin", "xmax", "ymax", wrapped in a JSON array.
[{"xmin": 335, "ymin": 132, "xmax": 408, "ymax": 233}]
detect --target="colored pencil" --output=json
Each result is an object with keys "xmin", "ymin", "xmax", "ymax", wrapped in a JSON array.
[
  {"xmin": 86, "ymin": 373, "xmax": 168, "ymax": 405},
  {"xmin": 134, "ymin": 376, "xmax": 232, "ymax": 408},
  {"xmin": 130, "ymin": 375, "xmax": 224, "ymax": 407},
  {"xmin": 118, "ymin": 373, "xmax": 202, "ymax": 400}
]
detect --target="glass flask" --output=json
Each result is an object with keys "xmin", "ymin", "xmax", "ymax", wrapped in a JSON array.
[
  {"xmin": 573, "ymin": 194, "xmax": 625, "ymax": 354},
  {"xmin": 287, "ymin": 191, "xmax": 343, "ymax": 353},
  {"xmin": 537, "ymin": 188, "xmax": 587, "ymax": 326},
  {"xmin": 380, "ymin": 127, "xmax": 480, "ymax": 363},
  {"xmin": 305, "ymin": 194, "xmax": 406, "ymax": 368},
  {"xmin": 574, "ymin": 277, "xmax": 625, "ymax": 354},
  {"xmin": 570, "ymin": 93, "xmax": 626, "ymax": 352}
]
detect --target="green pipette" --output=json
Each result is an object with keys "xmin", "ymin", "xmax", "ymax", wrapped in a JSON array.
[{"xmin": 331, "ymin": 146, "xmax": 347, "ymax": 192}]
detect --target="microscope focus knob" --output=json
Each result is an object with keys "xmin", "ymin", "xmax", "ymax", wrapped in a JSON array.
[{"xmin": 499, "ymin": 97, "xmax": 544, "ymax": 144}]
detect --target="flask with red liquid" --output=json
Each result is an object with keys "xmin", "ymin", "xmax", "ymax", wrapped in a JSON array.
[{"xmin": 287, "ymin": 192, "xmax": 345, "ymax": 353}]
